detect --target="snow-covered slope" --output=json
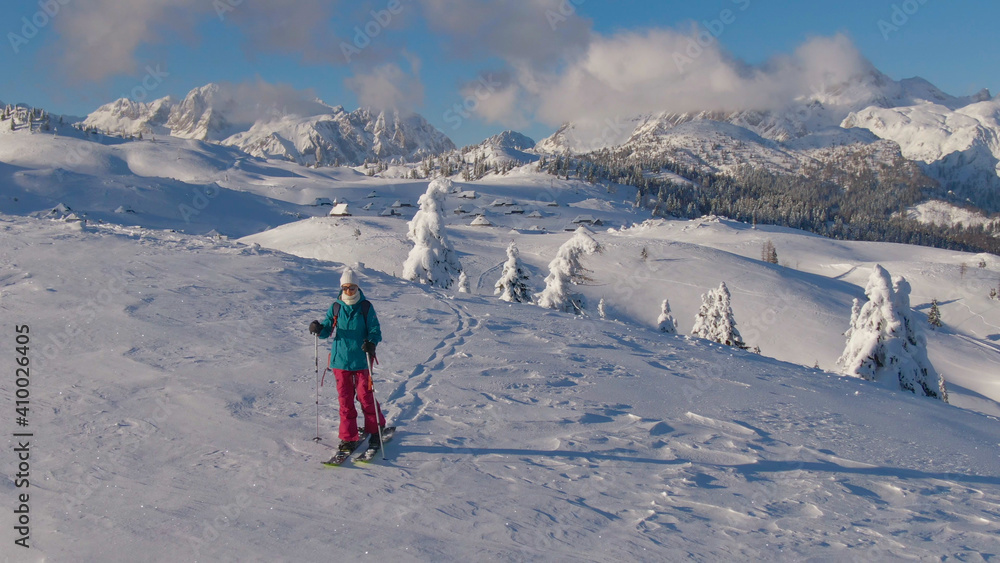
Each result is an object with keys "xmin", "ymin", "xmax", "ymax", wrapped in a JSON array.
[
  {"xmin": 1, "ymin": 212, "xmax": 998, "ymax": 561},
  {"xmin": 0, "ymin": 123, "xmax": 450, "ymax": 236},
  {"xmin": 906, "ymin": 200, "xmax": 1000, "ymax": 230},
  {"xmin": 79, "ymin": 84, "xmax": 456, "ymax": 166},
  {"xmin": 0, "ymin": 130, "xmax": 316, "ymax": 236},
  {"xmin": 237, "ymin": 167, "xmax": 1000, "ymax": 417}
]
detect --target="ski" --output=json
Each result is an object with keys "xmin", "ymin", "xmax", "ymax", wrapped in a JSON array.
[
  {"xmin": 356, "ymin": 426, "xmax": 396, "ymax": 462},
  {"xmin": 321, "ymin": 433, "xmax": 369, "ymax": 467}
]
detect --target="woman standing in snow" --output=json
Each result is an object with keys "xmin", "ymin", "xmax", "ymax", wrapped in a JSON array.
[{"xmin": 309, "ymin": 268, "xmax": 386, "ymax": 453}]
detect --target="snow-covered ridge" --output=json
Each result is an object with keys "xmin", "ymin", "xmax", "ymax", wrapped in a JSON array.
[
  {"xmin": 843, "ymin": 96, "xmax": 1000, "ymax": 206},
  {"xmin": 226, "ymin": 106, "xmax": 456, "ymax": 167},
  {"xmin": 79, "ymin": 83, "xmax": 456, "ymax": 166},
  {"xmin": 536, "ymin": 70, "xmax": 1000, "ymax": 210},
  {"xmin": 80, "ymin": 95, "xmax": 175, "ymax": 138},
  {"xmin": 457, "ymin": 129, "xmax": 538, "ymax": 168}
]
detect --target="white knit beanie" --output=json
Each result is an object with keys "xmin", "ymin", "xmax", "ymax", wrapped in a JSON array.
[{"xmin": 340, "ymin": 268, "xmax": 359, "ymax": 286}]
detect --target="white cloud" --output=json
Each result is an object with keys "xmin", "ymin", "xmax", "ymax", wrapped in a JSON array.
[
  {"xmin": 222, "ymin": 79, "xmax": 332, "ymax": 122},
  {"xmin": 459, "ymin": 72, "xmax": 528, "ymax": 128},
  {"xmin": 52, "ymin": 0, "xmax": 344, "ymax": 82},
  {"xmin": 345, "ymin": 59, "xmax": 425, "ymax": 112},
  {"xmin": 225, "ymin": 0, "xmax": 343, "ymax": 63},
  {"xmin": 418, "ymin": 0, "xmax": 591, "ymax": 67},
  {"xmin": 54, "ymin": 0, "xmax": 208, "ymax": 81},
  {"xmin": 46, "ymin": 1, "xmax": 878, "ymax": 135},
  {"xmin": 519, "ymin": 30, "xmax": 876, "ymax": 125}
]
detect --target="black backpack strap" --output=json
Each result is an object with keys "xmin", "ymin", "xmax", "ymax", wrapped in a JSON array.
[
  {"xmin": 332, "ymin": 300, "xmax": 372, "ymax": 334},
  {"xmin": 361, "ymin": 300, "xmax": 371, "ymax": 336}
]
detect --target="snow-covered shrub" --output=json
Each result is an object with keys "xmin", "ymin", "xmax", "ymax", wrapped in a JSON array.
[
  {"xmin": 458, "ymin": 271, "xmax": 470, "ymax": 293},
  {"xmin": 837, "ymin": 265, "xmax": 945, "ymax": 401},
  {"xmin": 657, "ymin": 299, "xmax": 677, "ymax": 334},
  {"xmin": 536, "ymin": 226, "xmax": 603, "ymax": 314},
  {"xmin": 691, "ymin": 282, "xmax": 746, "ymax": 348},
  {"xmin": 495, "ymin": 242, "xmax": 532, "ymax": 303},
  {"xmin": 402, "ymin": 178, "xmax": 462, "ymax": 288}
]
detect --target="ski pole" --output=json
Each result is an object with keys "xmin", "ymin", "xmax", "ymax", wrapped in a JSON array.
[
  {"xmin": 367, "ymin": 352, "xmax": 386, "ymax": 459},
  {"xmin": 313, "ymin": 334, "xmax": 321, "ymax": 442}
]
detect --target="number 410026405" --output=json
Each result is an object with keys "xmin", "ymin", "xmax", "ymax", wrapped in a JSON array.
[{"xmin": 15, "ymin": 325, "xmax": 30, "ymax": 421}]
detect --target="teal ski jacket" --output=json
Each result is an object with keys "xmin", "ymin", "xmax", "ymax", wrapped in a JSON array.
[{"xmin": 318, "ymin": 289, "xmax": 382, "ymax": 371}]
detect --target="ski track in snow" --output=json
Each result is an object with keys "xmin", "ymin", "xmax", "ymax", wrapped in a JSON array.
[{"xmin": 386, "ymin": 296, "xmax": 481, "ymax": 424}]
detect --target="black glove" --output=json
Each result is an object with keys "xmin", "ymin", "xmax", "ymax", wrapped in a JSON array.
[
  {"xmin": 362, "ymin": 340, "xmax": 377, "ymax": 355},
  {"xmin": 309, "ymin": 320, "xmax": 322, "ymax": 335}
]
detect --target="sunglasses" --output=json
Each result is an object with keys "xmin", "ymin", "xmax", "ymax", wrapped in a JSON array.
[{"xmin": 341, "ymin": 285, "xmax": 358, "ymax": 293}]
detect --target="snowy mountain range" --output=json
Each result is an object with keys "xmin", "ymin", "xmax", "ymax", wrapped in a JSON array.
[
  {"xmin": 80, "ymin": 83, "xmax": 456, "ymax": 166},
  {"xmin": 538, "ymin": 69, "xmax": 1000, "ymax": 210},
  {"xmin": 70, "ymin": 69, "xmax": 1000, "ymax": 214}
]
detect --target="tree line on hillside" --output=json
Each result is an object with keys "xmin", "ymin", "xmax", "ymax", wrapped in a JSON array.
[
  {"xmin": 399, "ymin": 180, "xmax": 947, "ymax": 403},
  {"xmin": 2, "ymin": 105, "xmax": 53, "ymax": 132},
  {"xmin": 538, "ymin": 148, "xmax": 1000, "ymax": 255}
]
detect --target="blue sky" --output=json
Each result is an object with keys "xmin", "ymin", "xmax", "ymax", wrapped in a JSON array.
[{"xmin": 3, "ymin": 0, "xmax": 997, "ymax": 147}]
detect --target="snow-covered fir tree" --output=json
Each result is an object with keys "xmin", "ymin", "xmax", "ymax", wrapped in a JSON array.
[
  {"xmin": 598, "ymin": 298, "xmax": 607, "ymax": 319},
  {"xmin": 891, "ymin": 275, "xmax": 946, "ymax": 400},
  {"xmin": 494, "ymin": 241, "xmax": 532, "ymax": 303},
  {"xmin": 657, "ymin": 299, "xmax": 677, "ymax": 334},
  {"xmin": 536, "ymin": 226, "xmax": 603, "ymax": 314},
  {"xmin": 691, "ymin": 282, "xmax": 746, "ymax": 348},
  {"xmin": 458, "ymin": 271, "xmax": 470, "ymax": 293},
  {"xmin": 402, "ymin": 178, "xmax": 463, "ymax": 288},
  {"xmin": 837, "ymin": 265, "xmax": 945, "ymax": 401},
  {"xmin": 927, "ymin": 299, "xmax": 943, "ymax": 328}
]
